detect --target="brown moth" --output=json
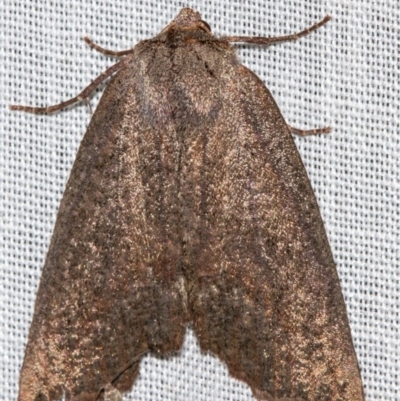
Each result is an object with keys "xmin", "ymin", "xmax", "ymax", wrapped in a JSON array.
[{"xmin": 12, "ymin": 8, "xmax": 365, "ymax": 401}]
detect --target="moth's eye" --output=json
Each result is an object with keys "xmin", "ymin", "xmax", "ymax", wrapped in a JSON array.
[{"xmin": 200, "ymin": 20, "xmax": 212, "ymax": 33}]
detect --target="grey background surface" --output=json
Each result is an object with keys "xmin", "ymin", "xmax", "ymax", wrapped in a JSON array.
[{"xmin": 1, "ymin": 1, "xmax": 398, "ymax": 400}]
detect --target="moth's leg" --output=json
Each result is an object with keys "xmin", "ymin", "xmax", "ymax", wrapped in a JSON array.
[
  {"xmin": 103, "ymin": 385, "xmax": 122, "ymax": 401},
  {"xmin": 83, "ymin": 37, "xmax": 136, "ymax": 57},
  {"xmin": 109, "ymin": 350, "xmax": 149, "ymax": 397},
  {"xmin": 9, "ymin": 58, "xmax": 126, "ymax": 114},
  {"xmin": 225, "ymin": 15, "xmax": 331, "ymax": 45},
  {"xmin": 226, "ymin": 15, "xmax": 331, "ymax": 136},
  {"xmin": 288, "ymin": 124, "xmax": 331, "ymax": 136}
]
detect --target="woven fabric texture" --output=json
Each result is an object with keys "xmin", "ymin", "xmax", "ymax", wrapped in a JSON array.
[{"xmin": 1, "ymin": 1, "xmax": 398, "ymax": 400}]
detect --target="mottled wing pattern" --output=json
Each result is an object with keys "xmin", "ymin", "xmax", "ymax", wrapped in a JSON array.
[
  {"xmin": 185, "ymin": 59, "xmax": 365, "ymax": 400},
  {"xmin": 18, "ymin": 59, "xmax": 188, "ymax": 401}
]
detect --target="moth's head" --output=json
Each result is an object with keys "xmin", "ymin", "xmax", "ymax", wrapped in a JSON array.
[{"xmin": 160, "ymin": 8, "xmax": 212, "ymax": 35}]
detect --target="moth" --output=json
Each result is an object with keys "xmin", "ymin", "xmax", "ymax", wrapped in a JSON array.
[{"xmin": 12, "ymin": 8, "xmax": 365, "ymax": 401}]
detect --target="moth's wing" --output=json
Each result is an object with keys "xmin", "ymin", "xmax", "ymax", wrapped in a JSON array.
[
  {"xmin": 18, "ymin": 61, "xmax": 187, "ymax": 401},
  {"xmin": 189, "ymin": 65, "xmax": 365, "ymax": 401}
]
